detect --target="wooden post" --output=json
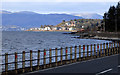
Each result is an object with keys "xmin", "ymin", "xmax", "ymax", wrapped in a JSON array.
[
  {"xmin": 114, "ymin": 42, "xmax": 116, "ymax": 54},
  {"xmin": 43, "ymin": 49, "xmax": 46, "ymax": 68},
  {"xmin": 117, "ymin": 42, "xmax": 119, "ymax": 54},
  {"xmin": 103, "ymin": 43, "xmax": 105, "ymax": 56},
  {"xmin": 60, "ymin": 47, "xmax": 63, "ymax": 65},
  {"xmin": 100, "ymin": 44, "xmax": 102, "ymax": 57},
  {"xmin": 70, "ymin": 46, "xmax": 72, "ymax": 63},
  {"xmin": 106, "ymin": 43, "xmax": 108, "ymax": 56},
  {"xmin": 49, "ymin": 49, "xmax": 52, "ymax": 67},
  {"xmin": 83, "ymin": 45, "xmax": 85, "ymax": 60},
  {"xmin": 79, "ymin": 45, "xmax": 81, "ymax": 61},
  {"xmin": 37, "ymin": 50, "xmax": 40, "ymax": 70},
  {"xmin": 22, "ymin": 51, "xmax": 25, "ymax": 73},
  {"xmin": 119, "ymin": 42, "xmax": 120, "ymax": 54},
  {"xmin": 30, "ymin": 50, "xmax": 32, "ymax": 71},
  {"xmin": 55, "ymin": 48, "xmax": 58, "ymax": 66},
  {"xmin": 109, "ymin": 43, "xmax": 111, "ymax": 56},
  {"xmin": 87, "ymin": 45, "xmax": 89, "ymax": 59},
  {"xmin": 5, "ymin": 53, "xmax": 8, "ymax": 74},
  {"xmin": 91, "ymin": 44, "xmax": 93, "ymax": 58},
  {"xmin": 94, "ymin": 44, "xmax": 96, "ymax": 58},
  {"xmin": 15, "ymin": 52, "xmax": 18, "ymax": 74},
  {"xmin": 74, "ymin": 46, "xmax": 77, "ymax": 62},
  {"xmin": 111, "ymin": 42, "xmax": 113, "ymax": 55},
  {"xmin": 65, "ymin": 47, "xmax": 68, "ymax": 60},
  {"xmin": 97, "ymin": 44, "xmax": 99, "ymax": 58}
]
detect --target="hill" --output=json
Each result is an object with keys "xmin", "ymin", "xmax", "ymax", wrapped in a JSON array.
[
  {"xmin": 2, "ymin": 10, "xmax": 83, "ymax": 28},
  {"xmin": 71, "ymin": 13, "xmax": 103, "ymax": 19}
]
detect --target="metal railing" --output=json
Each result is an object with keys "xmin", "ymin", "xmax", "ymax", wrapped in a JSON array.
[{"xmin": 0, "ymin": 42, "xmax": 120, "ymax": 75}]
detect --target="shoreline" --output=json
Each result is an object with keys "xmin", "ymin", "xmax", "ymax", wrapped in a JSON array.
[{"xmin": 25, "ymin": 30, "xmax": 77, "ymax": 32}]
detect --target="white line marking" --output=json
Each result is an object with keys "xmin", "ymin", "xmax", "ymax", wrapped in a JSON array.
[
  {"xmin": 96, "ymin": 68, "xmax": 112, "ymax": 75},
  {"xmin": 118, "ymin": 65, "xmax": 120, "ymax": 68}
]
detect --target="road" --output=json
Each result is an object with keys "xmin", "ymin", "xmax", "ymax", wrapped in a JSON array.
[{"xmin": 23, "ymin": 54, "xmax": 120, "ymax": 75}]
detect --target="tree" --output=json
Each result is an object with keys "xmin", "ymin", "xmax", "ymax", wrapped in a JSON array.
[
  {"xmin": 40, "ymin": 25, "xmax": 43, "ymax": 28},
  {"xmin": 62, "ymin": 20, "xmax": 65, "ymax": 22}
]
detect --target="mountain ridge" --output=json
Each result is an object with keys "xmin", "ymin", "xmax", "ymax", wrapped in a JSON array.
[
  {"xmin": 71, "ymin": 13, "xmax": 103, "ymax": 19},
  {"xmin": 2, "ymin": 10, "xmax": 103, "ymax": 28}
]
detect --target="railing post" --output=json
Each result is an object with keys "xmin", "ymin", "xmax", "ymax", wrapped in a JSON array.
[
  {"xmin": 55, "ymin": 48, "xmax": 58, "ymax": 66},
  {"xmin": 79, "ymin": 45, "xmax": 81, "ymax": 61},
  {"xmin": 22, "ymin": 51, "xmax": 25, "ymax": 73},
  {"xmin": 103, "ymin": 43, "xmax": 105, "ymax": 56},
  {"xmin": 97, "ymin": 44, "xmax": 99, "ymax": 58},
  {"xmin": 94, "ymin": 44, "xmax": 96, "ymax": 58},
  {"xmin": 87, "ymin": 45, "xmax": 89, "ymax": 59},
  {"xmin": 65, "ymin": 47, "xmax": 68, "ymax": 64},
  {"xmin": 106, "ymin": 43, "xmax": 108, "ymax": 56},
  {"xmin": 70, "ymin": 46, "xmax": 72, "ymax": 63},
  {"xmin": 49, "ymin": 49, "xmax": 52, "ymax": 67},
  {"xmin": 43, "ymin": 49, "xmax": 46, "ymax": 68},
  {"xmin": 114, "ymin": 42, "xmax": 116, "ymax": 54},
  {"xmin": 83, "ymin": 45, "xmax": 85, "ymax": 60},
  {"xmin": 60, "ymin": 47, "xmax": 63, "ymax": 65},
  {"xmin": 119, "ymin": 42, "xmax": 120, "ymax": 54},
  {"xmin": 30, "ymin": 50, "xmax": 32, "ymax": 71},
  {"xmin": 100, "ymin": 44, "xmax": 102, "ymax": 57},
  {"xmin": 112, "ymin": 42, "xmax": 114, "ymax": 55},
  {"xmin": 91, "ymin": 44, "xmax": 93, "ymax": 58},
  {"xmin": 15, "ymin": 52, "xmax": 18, "ymax": 74},
  {"xmin": 74, "ymin": 46, "xmax": 77, "ymax": 62},
  {"xmin": 109, "ymin": 43, "xmax": 111, "ymax": 56},
  {"xmin": 37, "ymin": 50, "xmax": 40, "ymax": 70},
  {"xmin": 5, "ymin": 53, "xmax": 8, "ymax": 74},
  {"xmin": 117, "ymin": 42, "xmax": 119, "ymax": 54}
]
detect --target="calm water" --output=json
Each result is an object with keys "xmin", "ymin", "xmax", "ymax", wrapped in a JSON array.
[
  {"xmin": 2, "ymin": 31, "xmax": 111, "ymax": 54},
  {"xmin": 2, "ymin": 31, "xmax": 113, "ymax": 71}
]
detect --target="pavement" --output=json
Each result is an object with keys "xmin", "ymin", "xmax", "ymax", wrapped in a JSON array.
[{"xmin": 23, "ymin": 54, "xmax": 120, "ymax": 75}]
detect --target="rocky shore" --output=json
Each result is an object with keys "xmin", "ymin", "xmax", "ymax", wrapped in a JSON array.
[{"xmin": 71, "ymin": 31, "xmax": 120, "ymax": 42}]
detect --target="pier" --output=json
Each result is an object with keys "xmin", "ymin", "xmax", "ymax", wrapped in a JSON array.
[{"xmin": 0, "ymin": 42, "xmax": 120, "ymax": 75}]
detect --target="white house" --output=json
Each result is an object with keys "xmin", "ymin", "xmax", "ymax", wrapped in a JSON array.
[
  {"xmin": 69, "ymin": 27, "xmax": 75, "ymax": 31},
  {"xmin": 30, "ymin": 28, "xmax": 33, "ymax": 30},
  {"xmin": 65, "ymin": 22, "xmax": 71, "ymax": 26},
  {"xmin": 52, "ymin": 27, "xmax": 58, "ymax": 30},
  {"xmin": 62, "ymin": 27, "xmax": 68, "ymax": 30},
  {"xmin": 40, "ymin": 28, "xmax": 44, "ymax": 30},
  {"xmin": 44, "ymin": 27, "xmax": 51, "ymax": 31}
]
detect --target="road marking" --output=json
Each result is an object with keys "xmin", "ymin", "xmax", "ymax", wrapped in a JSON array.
[
  {"xmin": 118, "ymin": 65, "xmax": 120, "ymax": 68},
  {"xmin": 96, "ymin": 68, "xmax": 112, "ymax": 75}
]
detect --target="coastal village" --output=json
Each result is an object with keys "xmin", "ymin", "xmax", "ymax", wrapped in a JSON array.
[{"xmin": 27, "ymin": 19, "xmax": 103, "ymax": 32}]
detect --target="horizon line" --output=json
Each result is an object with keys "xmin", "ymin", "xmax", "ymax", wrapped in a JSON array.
[{"xmin": 1, "ymin": 10, "xmax": 104, "ymax": 16}]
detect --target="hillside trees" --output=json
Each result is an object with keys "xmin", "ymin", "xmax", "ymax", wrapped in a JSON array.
[{"xmin": 103, "ymin": 2, "xmax": 120, "ymax": 32}]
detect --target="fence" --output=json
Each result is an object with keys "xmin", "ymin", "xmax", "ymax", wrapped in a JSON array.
[{"xmin": 0, "ymin": 42, "xmax": 120, "ymax": 75}]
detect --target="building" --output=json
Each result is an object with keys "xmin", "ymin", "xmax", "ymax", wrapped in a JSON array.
[
  {"xmin": 69, "ymin": 27, "xmax": 76, "ymax": 31},
  {"xmin": 44, "ymin": 27, "xmax": 51, "ymax": 31},
  {"xmin": 62, "ymin": 27, "xmax": 68, "ymax": 30}
]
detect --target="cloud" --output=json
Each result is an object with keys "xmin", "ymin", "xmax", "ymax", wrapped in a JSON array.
[{"xmin": 2, "ymin": 0, "xmax": 120, "ymax": 2}]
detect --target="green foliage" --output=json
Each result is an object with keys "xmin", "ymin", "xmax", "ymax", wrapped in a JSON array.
[
  {"xmin": 103, "ymin": 1, "xmax": 120, "ymax": 32},
  {"xmin": 57, "ymin": 19, "xmax": 102, "ymax": 30}
]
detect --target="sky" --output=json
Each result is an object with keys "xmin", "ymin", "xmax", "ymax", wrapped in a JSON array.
[{"xmin": 1, "ymin": 0, "xmax": 120, "ymax": 15}]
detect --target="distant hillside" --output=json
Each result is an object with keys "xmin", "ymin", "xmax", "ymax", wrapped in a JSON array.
[
  {"xmin": 2, "ymin": 10, "xmax": 83, "ymax": 28},
  {"xmin": 57, "ymin": 19, "xmax": 103, "ymax": 30},
  {"xmin": 71, "ymin": 13, "xmax": 103, "ymax": 19}
]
